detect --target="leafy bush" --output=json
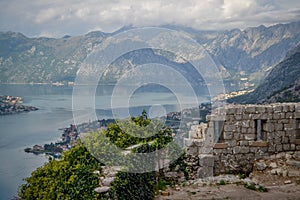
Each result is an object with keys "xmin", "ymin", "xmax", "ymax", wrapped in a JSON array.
[{"xmin": 19, "ymin": 144, "xmax": 101, "ymax": 200}]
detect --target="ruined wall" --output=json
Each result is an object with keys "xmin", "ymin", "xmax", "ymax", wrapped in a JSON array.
[{"xmin": 184, "ymin": 103, "xmax": 300, "ymax": 178}]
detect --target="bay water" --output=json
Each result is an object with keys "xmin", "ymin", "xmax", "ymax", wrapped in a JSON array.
[{"xmin": 0, "ymin": 84, "xmax": 208, "ymax": 199}]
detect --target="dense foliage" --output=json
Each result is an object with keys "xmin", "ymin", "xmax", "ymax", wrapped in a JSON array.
[
  {"xmin": 19, "ymin": 144, "xmax": 101, "ymax": 200},
  {"xmin": 19, "ymin": 111, "xmax": 187, "ymax": 200}
]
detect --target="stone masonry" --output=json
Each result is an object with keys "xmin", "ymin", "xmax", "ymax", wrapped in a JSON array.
[{"xmin": 184, "ymin": 103, "xmax": 300, "ymax": 178}]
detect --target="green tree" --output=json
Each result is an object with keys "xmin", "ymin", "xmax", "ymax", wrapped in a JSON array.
[{"xmin": 19, "ymin": 144, "xmax": 101, "ymax": 200}]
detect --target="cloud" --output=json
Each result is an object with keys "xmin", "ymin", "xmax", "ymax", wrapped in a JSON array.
[{"xmin": 0, "ymin": 0, "xmax": 299, "ymax": 37}]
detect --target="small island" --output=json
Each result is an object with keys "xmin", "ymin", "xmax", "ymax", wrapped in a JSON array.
[{"xmin": 0, "ymin": 95, "xmax": 38, "ymax": 115}]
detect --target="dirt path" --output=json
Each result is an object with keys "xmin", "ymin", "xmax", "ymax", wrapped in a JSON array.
[{"xmin": 155, "ymin": 174, "xmax": 300, "ymax": 200}]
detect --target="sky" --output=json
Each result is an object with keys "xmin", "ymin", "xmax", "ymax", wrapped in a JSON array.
[{"xmin": 0, "ymin": 0, "xmax": 299, "ymax": 38}]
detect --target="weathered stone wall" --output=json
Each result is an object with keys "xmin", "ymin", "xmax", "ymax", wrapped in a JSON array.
[{"xmin": 184, "ymin": 103, "xmax": 300, "ymax": 178}]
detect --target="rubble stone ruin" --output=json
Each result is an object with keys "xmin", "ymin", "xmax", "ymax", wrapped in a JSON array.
[{"xmin": 184, "ymin": 103, "xmax": 300, "ymax": 178}]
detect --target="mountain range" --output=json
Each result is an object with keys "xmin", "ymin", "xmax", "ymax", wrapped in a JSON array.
[
  {"xmin": 0, "ymin": 21, "xmax": 300, "ymax": 100},
  {"xmin": 230, "ymin": 43, "xmax": 300, "ymax": 103}
]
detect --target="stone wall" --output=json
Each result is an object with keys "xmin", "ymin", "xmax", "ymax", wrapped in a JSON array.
[{"xmin": 184, "ymin": 103, "xmax": 300, "ymax": 178}]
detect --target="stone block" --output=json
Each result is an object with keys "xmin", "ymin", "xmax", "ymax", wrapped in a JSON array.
[
  {"xmin": 194, "ymin": 140, "xmax": 205, "ymax": 147},
  {"xmin": 276, "ymin": 144, "xmax": 283, "ymax": 152},
  {"xmin": 233, "ymin": 146, "xmax": 241, "ymax": 154},
  {"xmin": 161, "ymin": 191, "xmax": 170, "ymax": 196},
  {"xmin": 240, "ymin": 146, "xmax": 250, "ymax": 154},
  {"xmin": 244, "ymin": 134, "xmax": 256, "ymax": 140},
  {"xmin": 282, "ymin": 105, "xmax": 290, "ymax": 112},
  {"xmin": 184, "ymin": 138, "xmax": 196, "ymax": 147},
  {"xmin": 245, "ymin": 106, "xmax": 256, "ymax": 113},
  {"xmin": 243, "ymin": 114, "xmax": 253, "ymax": 120},
  {"xmin": 256, "ymin": 107, "xmax": 266, "ymax": 113},
  {"xmin": 268, "ymin": 145, "xmax": 275, "ymax": 153},
  {"xmin": 249, "ymin": 141, "xmax": 268, "ymax": 147},
  {"xmin": 214, "ymin": 149, "xmax": 224, "ymax": 154},
  {"xmin": 241, "ymin": 127, "xmax": 248, "ymax": 134},
  {"xmin": 236, "ymin": 107, "xmax": 244, "ymax": 114},
  {"xmin": 238, "ymin": 140, "xmax": 249, "ymax": 146},
  {"xmin": 275, "ymin": 123, "xmax": 283, "ymax": 131},
  {"xmin": 286, "ymin": 112, "xmax": 293, "ymax": 119},
  {"xmin": 235, "ymin": 115, "xmax": 242, "ymax": 120},
  {"xmin": 213, "ymin": 143, "xmax": 228, "ymax": 149},
  {"xmin": 289, "ymin": 104, "xmax": 295, "ymax": 112},
  {"xmin": 273, "ymin": 113, "xmax": 283, "ymax": 120},
  {"xmin": 288, "ymin": 170, "xmax": 300, "ymax": 177},
  {"xmin": 284, "ymin": 123, "xmax": 296, "ymax": 131},
  {"xmin": 223, "ymin": 132, "xmax": 233, "ymax": 140},
  {"xmin": 252, "ymin": 114, "xmax": 262, "ymax": 119},
  {"xmin": 199, "ymin": 155, "xmax": 215, "ymax": 167},
  {"xmin": 282, "ymin": 136, "xmax": 289, "ymax": 144},
  {"xmin": 250, "ymin": 147, "xmax": 258, "ymax": 153},
  {"xmin": 287, "ymin": 160, "xmax": 300, "ymax": 168},
  {"xmin": 295, "ymin": 104, "xmax": 300, "ymax": 112},
  {"xmin": 197, "ymin": 166, "xmax": 213, "ymax": 178},
  {"xmin": 260, "ymin": 113, "xmax": 269, "ymax": 120},
  {"xmin": 247, "ymin": 128, "xmax": 256, "ymax": 134},
  {"xmin": 233, "ymin": 132, "xmax": 240, "ymax": 140},
  {"xmin": 241, "ymin": 121, "xmax": 250, "ymax": 128},
  {"xmin": 205, "ymin": 128, "xmax": 214, "ymax": 142},
  {"xmin": 95, "ymin": 186, "xmax": 110, "ymax": 194},
  {"xmin": 199, "ymin": 147, "xmax": 213, "ymax": 154},
  {"xmin": 295, "ymin": 112, "xmax": 300, "ymax": 119},
  {"xmin": 186, "ymin": 146, "xmax": 198, "ymax": 156},
  {"xmin": 102, "ymin": 177, "xmax": 114, "ymax": 186},
  {"xmin": 227, "ymin": 108, "xmax": 236, "ymax": 115},
  {"xmin": 227, "ymin": 140, "xmax": 237, "ymax": 147},
  {"xmin": 263, "ymin": 123, "xmax": 275, "ymax": 132},
  {"xmin": 266, "ymin": 106, "xmax": 273, "ymax": 113},
  {"xmin": 256, "ymin": 162, "xmax": 267, "ymax": 171},
  {"xmin": 293, "ymin": 151, "xmax": 300, "ymax": 160},
  {"xmin": 224, "ymin": 125, "xmax": 236, "ymax": 132},
  {"xmin": 249, "ymin": 120, "xmax": 256, "ymax": 128},
  {"xmin": 274, "ymin": 105, "xmax": 283, "ymax": 113},
  {"xmin": 294, "ymin": 139, "xmax": 300, "ymax": 145},
  {"xmin": 283, "ymin": 144, "xmax": 290, "ymax": 151},
  {"xmin": 225, "ymin": 115, "xmax": 234, "ymax": 121},
  {"xmin": 291, "ymin": 144, "xmax": 296, "ymax": 151},
  {"xmin": 278, "ymin": 119, "xmax": 289, "ymax": 123}
]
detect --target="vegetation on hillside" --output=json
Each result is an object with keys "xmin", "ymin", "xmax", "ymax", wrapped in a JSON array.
[
  {"xmin": 19, "ymin": 111, "xmax": 187, "ymax": 199},
  {"xmin": 19, "ymin": 144, "xmax": 101, "ymax": 200}
]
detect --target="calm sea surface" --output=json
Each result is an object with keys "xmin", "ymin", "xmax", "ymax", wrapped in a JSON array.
[{"xmin": 0, "ymin": 84, "xmax": 208, "ymax": 199}]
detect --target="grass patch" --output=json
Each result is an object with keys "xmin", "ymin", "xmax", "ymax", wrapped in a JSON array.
[
  {"xmin": 245, "ymin": 183, "xmax": 268, "ymax": 192},
  {"xmin": 238, "ymin": 173, "xmax": 246, "ymax": 179},
  {"xmin": 258, "ymin": 185, "xmax": 268, "ymax": 192},
  {"xmin": 219, "ymin": 180, "xmax": 226, "ymax": 185},
  {"xmin": 245, "ymin": 183, "xmax": 256, "ymax": 190}
]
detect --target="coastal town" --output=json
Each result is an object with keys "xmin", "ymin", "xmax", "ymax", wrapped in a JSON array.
[
  {"xmin": 0, "ymin": 95, "xmax": 38, "ymax": 115},
  {"xmin": 23, "ymin": 104, "xmax": 211, "ymax": 159},
  {"xmin": 24, "ymin": 119, "xmax": 116, "ymax": 158}
]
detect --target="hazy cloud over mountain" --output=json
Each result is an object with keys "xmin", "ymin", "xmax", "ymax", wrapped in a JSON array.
[{"xmin": 0, "ymin": 0, "xmax": 299, "ymax": 37}]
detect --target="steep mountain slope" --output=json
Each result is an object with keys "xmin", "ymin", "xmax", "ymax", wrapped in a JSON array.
[
  {"xmin": 0, "ymin": 21, "xmax": 300, "ymax": 89},
  {"xmin": 0, "ymin": 31, "xmax": 107, "ymax": 83},
  {"xmin": 229, "ymin": 43, "xmax": 300, "ymax": 103},
  {"xmin": 200, "ymin": 21, "xmax": 300, "ymax": 87}
]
